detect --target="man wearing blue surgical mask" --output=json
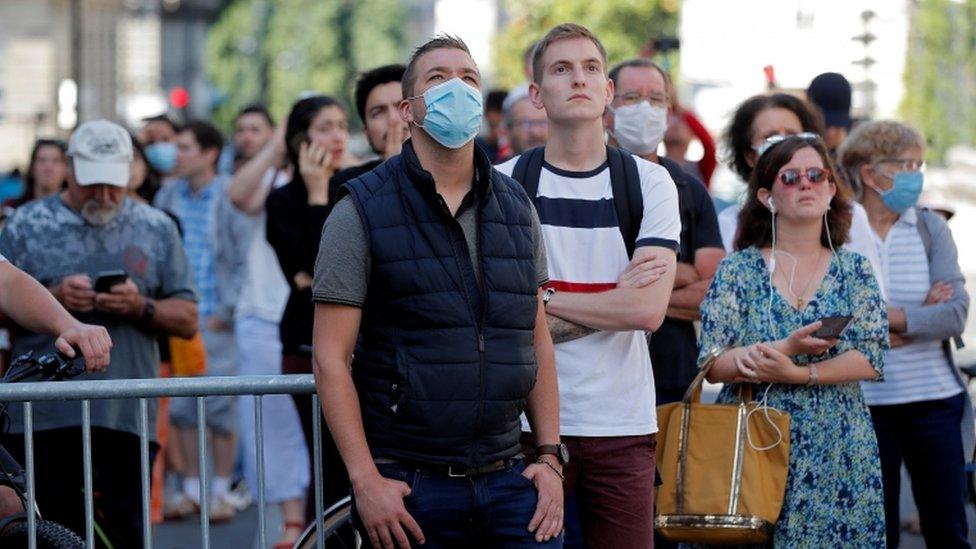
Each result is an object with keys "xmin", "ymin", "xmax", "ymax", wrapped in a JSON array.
[
  {"xmin": 310, "ymin": 35, "xmax": 563, "ymax": 548},
  {"xmin": 139, "ymin": 114, "xmax": 180, "ymax": 177}
]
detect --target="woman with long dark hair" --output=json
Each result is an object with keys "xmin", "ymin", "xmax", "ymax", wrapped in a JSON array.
[
  {"xmin": 717, "ymin": 95, "xmax": 884, "ymax": 299},
  {"xmin": 8, "ymin": 139, "xmax": 68, "ymax": 208},
  {"xmin": 265, "ymin": 94, "xmax": 358, "ymax": 534},
  {"xmin": 697, "ymin": 134, "xmax": 886, "ymax": 545}
]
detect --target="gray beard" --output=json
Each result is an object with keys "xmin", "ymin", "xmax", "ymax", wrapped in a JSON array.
[{"xmin": 80, "ymin": 200, "xmax": 119, "ymax": 226}]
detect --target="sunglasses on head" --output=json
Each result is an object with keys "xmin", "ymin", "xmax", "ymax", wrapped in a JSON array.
[
  {"xmin": 755, "ymin": 132, "xmax": 821, "ymax": 159},
  {"xmin": 776, "ymin": 167, "xmax": 829, "ymax": 186}
]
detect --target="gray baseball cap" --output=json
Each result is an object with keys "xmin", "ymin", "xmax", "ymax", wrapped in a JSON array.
[{"xmin": 67, "ymin": 120, "xmax": 133, "ymax": 187}]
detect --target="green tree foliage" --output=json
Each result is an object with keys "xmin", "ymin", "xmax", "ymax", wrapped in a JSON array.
[
  {"xmin": 207, "ymin": 0, "xmax": 407, "ymax": 131},
  {"xmin": 492, "ymin": 0, "xmax": 680, "ymax": 88},
  {"xmin": 901, "ymin": 0, "xmax": 976, "ymax": 164}
]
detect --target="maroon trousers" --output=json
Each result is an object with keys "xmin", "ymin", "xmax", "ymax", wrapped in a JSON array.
[{"xmin": 524, "ymin": 433, "xmax": 657, "ymax": 549}]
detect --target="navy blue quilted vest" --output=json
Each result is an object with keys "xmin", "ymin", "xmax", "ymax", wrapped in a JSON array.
[{"xmin": 342, "ymin": 142, "xmax": 538, "ymax": 468}]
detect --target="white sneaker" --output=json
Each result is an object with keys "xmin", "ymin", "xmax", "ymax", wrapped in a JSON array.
[{"xmin": 222, "ymin": 480, "xmax": 253, "ymax": 511}]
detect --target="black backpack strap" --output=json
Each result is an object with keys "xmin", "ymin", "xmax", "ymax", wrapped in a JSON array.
[
  {"xmin": 606, "ymin": 146, "xmax": 643, "ymax": 258},
  {"xmin": 511, "ymin": 146, "xmax": 546, "ymax": 201}
]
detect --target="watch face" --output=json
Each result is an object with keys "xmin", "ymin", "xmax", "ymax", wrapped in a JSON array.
[{"xmin": 559, "ymin": 444, "xmax": 570, "ymax": 465}]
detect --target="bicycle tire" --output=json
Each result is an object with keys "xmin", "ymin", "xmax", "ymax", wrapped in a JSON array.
[
  {"xmin": 295, "ymin": 496, "xmax": 361, "ymax": 549},
  {"xmin": 0, "ymin": 518, "xmax": 85, "ymax": 548}
]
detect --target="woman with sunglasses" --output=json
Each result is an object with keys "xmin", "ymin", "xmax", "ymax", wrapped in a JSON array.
[
  {"xmin": 698, "ymin": 134, "xmax": 887, "ymax": 546},
  {"xmin": 718, "ymin": 95, "xmax": 885, "ymax": 299},
  {"xmin": 838, "ymin": 120, "xmax": 971, "ymax": 547}
]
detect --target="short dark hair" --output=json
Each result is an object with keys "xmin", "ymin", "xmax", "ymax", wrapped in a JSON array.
[
  {"xmin": 235, "ymin": 103, "xmax": 274, "ymax": 127},
  {"xmin": 142, "ymin": 114, "xmax": 179, "ymax": 132},
  {"xmin": 354, "ymin": 64, "xmax": 406, "ymax": 124},
  {"xmin": 533, "ymin": 23, "xmax": 608, "ymax": 84},
  {"xmin": 723, "ymin": 93, "xmax": 825, "ymax": 182},
  {"xmin": 486, "ymin": 89, "xmax": 508, "ymax": 113},
  {"xmin": 736, "ymin": 136, "xmax": 851, "ymax": 251},
  {"xmin": 402, "ymin": 35, "xmax": 472, "ymax": 99},
  {"xmin": 181, "ymin": 120, "xmax": 225, "ymax": 167},
  {"xmin": 608, "ymin": 58, "xmax": 675, "ymax": 109}
]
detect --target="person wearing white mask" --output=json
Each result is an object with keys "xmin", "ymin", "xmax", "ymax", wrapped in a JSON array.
[{"xmin": 605, "ymin": 59, "xmax": 725, "ymax": 408}]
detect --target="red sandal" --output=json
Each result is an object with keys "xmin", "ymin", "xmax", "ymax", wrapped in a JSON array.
[{"xmin": 273, "ymin": 521, "xmax": 306, "ymax": 549}]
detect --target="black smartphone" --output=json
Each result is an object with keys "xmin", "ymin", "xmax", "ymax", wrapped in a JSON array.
[
  {"xmin": 813, "ymin": 315, "xmax": 853, "ymax": 339},
  {"xmin": 93, "ymin": 270, "xmax": 128, "ymax": 293}
]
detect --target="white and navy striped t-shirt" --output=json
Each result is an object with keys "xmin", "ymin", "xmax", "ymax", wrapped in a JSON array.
[
  {"xmin": 498, "ymin": 155, "xmax": 681, "ymax": 436},
  {"xmin": 861, "ymin": 207, "xmax": 962, "ymax": 406}
]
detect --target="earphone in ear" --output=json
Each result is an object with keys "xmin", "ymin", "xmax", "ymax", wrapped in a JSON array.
[{"xmin": 767, "ymin": 196, "xmax": 776, "ymax": 213}]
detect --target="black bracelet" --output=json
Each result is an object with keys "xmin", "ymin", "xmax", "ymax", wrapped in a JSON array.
[{"xmin": 536, "ymin": 457, "xmax": 564, "ymax": 480}]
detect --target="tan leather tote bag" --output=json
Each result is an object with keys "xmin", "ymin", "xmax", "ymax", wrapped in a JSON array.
[{"xmin": 655, "ymin": 346, "xmax": 791, "ymax": 545}]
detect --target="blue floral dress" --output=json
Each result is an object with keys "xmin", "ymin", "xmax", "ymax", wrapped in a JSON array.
[{"xmin": 696, "ymin": 247, "xmax": 888, "ymax": 547}]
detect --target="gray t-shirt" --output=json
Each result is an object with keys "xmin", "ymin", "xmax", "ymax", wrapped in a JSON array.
[
  {"xmin": 313, "ymin": 195, "xmax": 549, "ymax": 307},
  {"xmin": 0, "ymin": 195, "xmax": 196, "ymax": 439}
]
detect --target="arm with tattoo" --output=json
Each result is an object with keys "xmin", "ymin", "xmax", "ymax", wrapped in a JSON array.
[{"xmin": 546, "ymin": 314, "xmax": 599, "ymax": 344}]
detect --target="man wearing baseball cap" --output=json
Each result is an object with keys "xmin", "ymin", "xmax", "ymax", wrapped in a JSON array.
[
  {"xmin": 0, "ymin": 119, "xmax": 199, "ymax": 547},
  {"xmin": 807, "ymin": 72, "xmax": 853, "ymax": 154}
]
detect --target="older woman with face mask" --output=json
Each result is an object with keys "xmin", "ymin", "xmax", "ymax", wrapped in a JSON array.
[{"xmin": 839, "ymin": 120, "xmax": 972, "ymax": 548}]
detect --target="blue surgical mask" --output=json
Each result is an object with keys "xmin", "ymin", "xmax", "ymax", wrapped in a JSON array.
[
  {"xmin": 145, "ymin": 142, "xmax": 178, "ymax": 173},
  {"xmin": 410, "ymin": 77, "xmax": 483, "ymax": 149},
  {"xmin": 872, "ymin": 171, "xmax": 923, "ymax": 214}
]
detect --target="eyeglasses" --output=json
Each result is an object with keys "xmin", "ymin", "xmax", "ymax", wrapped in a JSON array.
[
  {"xmin": 755, "ymin": 132, "xmax": 821, "ymax": 159},
  {"xmin": 776, "ymin": 167, "xmax": 829, "ymax": 186},
  {"xmin": 613, "ymin": 92, "xmax": 670, "ymax": 109},
  {"xmin": 875, "ymin": 158, "xmax": 924, "ymax": 173}
]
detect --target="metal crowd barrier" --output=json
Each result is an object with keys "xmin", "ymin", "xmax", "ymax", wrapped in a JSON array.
[{"xmin": 0, "ymin": 374, "xmax": 325, "ymax": 549}]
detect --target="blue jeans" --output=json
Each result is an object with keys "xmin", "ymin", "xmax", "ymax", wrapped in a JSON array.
[
  {"xmin": 353, "ymin": 460, "xmax": 563, "ymax": 548},
  {"xmin": 870, "ymin": 392, "xmax": 970, "ymax": 548}
]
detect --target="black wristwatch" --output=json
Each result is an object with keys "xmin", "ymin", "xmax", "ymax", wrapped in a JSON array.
[
  {"xmin": 536, "ymin": 443, "xmax": 570, "ymax": 465},
  {"xmin": 140, "ymin": 297, "xmax": 156, "ymax": 325}
]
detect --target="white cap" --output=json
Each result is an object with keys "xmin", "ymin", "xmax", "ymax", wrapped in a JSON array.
[{"xmin": 67, "ymin": 120, "xmax": 133, "ymax": 187}]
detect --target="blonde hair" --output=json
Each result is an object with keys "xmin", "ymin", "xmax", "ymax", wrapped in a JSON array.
[
  {"xmin": 837, "ymin": 120, "xmax": 924, "ymax": 197},
  {"xmin": 532, "ymin": 23, "xmax": 608, "ymax": 84}
]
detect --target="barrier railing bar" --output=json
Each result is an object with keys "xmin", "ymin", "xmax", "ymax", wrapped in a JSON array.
[
  {"xmin": 82, "ymin": 400, "xmax": 94, "ymax": 549},
  {"xmin": 0, "ymin": 374, "xmax": 316, "ymax": 402},
  {"xmin": 312, "ymin": 393, "xmax": 324, "ymax": 549},
  {"xmin": 197, "ymin": 397, "xmax": 210, "ymax": 549},
  {"xmin": 255, "ymin": 395, "xmax": 266, "ymax": 549},
  {"xmin": 139, "ymin": 398, "xmax": 152, "ymax": 549},
  {"xmin": 24, "ymin": 401, "xmax": 35, "ymax": 549}
]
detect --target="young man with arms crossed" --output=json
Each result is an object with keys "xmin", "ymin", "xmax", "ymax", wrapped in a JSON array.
[
  {"xmin": 498, "ymin": 24, "xmax": 681, "ymax": 548},
  {"xmin": 313, "ymin": 36, "xmax": 563, "ymax": 548}
]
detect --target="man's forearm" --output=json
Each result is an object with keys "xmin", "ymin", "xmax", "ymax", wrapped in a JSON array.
[
  {"xmin": 665, "ymin": 306, "xmax": 700, "ymax": 322},
  {"xmin": 314, "ymin": 356, "xmax": 381, "ymax": 485},
  {"xmin": 546, "ymin": 314, "xmax": 598, "ymax": 344},
  {"xmin": 1, "ymin": 264, "xmax": 76, "ymax": 335},
  {"xmin": 669, "ymin": 278, "xmax": 712, "ymax": 311},
  {"xmin": 229, "ymin": 145, "xmax": 277, "ymax": 214},
  {"xmin": 527, "ymin": 301, "xmax": 560, "ymax": 445},
  {"xmin": 149, "ymin": 298, "xmax": 198, "ymax": 339}
]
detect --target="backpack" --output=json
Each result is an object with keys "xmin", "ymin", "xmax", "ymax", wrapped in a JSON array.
[{"xmin": 511, "ymin": 146, "xmax": 644, "ymax": 258}]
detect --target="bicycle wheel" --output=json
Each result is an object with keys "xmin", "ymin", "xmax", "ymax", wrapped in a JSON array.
[
  {"xmin": 295, "ymin": 496, "xmax": 361, "ymax": 549},
  {"xmin": 0, "ymin": 518, "xmax": 85, "ymax": 548}
]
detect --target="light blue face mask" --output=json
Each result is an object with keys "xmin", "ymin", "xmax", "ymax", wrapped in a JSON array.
[
  {"xmin": 873, "ymin": 170, "xmax": 923, "ymax": 214},
  {"xmin": 145, "ymin": 142, "xmax": 178, "ymax": 173},
  {"xmin": 411, "ymin": 77, "xmax": 483, "ymax": 149}
]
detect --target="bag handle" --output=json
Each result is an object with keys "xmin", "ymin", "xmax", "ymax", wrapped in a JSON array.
[{"xmin": 682, "ymin": 345, "xmax": 753, "ymax": 404}]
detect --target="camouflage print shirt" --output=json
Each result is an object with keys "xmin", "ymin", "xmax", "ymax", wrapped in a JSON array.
[{"xmin": 0, "ymin": 194, "xmax": 196, "ymax": 439}]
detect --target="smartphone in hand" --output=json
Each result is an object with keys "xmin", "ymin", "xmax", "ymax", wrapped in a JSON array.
[
  {"xmin": 93, "ymin": 270, "xmax": 128, "ymax": 293},
  {"xmin": 813, "ymin": 315, "xmax": 853, "ymax": 339}
]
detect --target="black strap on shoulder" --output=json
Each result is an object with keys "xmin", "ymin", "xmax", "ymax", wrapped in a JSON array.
[
  {"xmin": 606, "ymin": 146, "xmax": 643, "ymax": 258},
  {"xmin": 511, "ymin": 146, "xmax": 546, "ymax": 201}
]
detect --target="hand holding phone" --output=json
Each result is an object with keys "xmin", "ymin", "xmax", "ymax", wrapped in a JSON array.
[
  {"xmin": 812, "ymin": 315, "xmax": 853, "ymax": 339},
  {"xmin": 93, "ymin": 270, "xmax": 128, "ymax": 293}
]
